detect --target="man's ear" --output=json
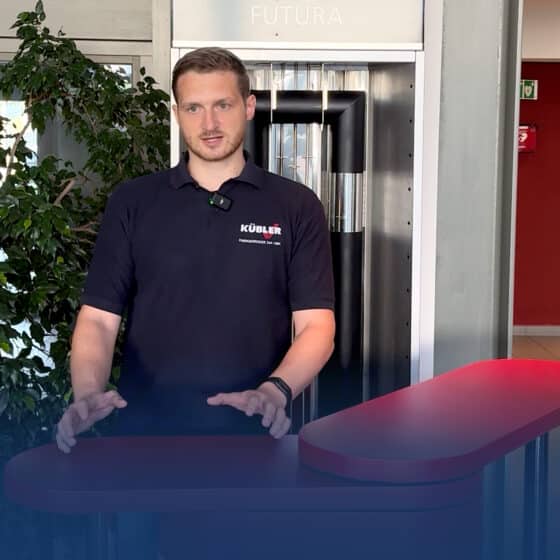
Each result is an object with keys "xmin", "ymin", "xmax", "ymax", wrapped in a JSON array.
[
  {"xmin": 245, "ymin": 94, "xmax": 256, "ymax": 121},
  {"xmin": 171, "ymin": 104, "xmax": 179, "ymax": 124}
]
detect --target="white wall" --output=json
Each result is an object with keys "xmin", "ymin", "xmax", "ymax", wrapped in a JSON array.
[
  {"xmin": 0, "ymin": 0, "xmax": 174, "ymax": 91},
  {"xmin": 523, "ymin": 0, "xmax": 560, "ymax": 60},
  {"xmin": 0, "ymin": 0, "xmax": 153, "ymax": 63},
  {"xmin": 1, "ymin": 0, "xmax": 151, "ymax": 41}
]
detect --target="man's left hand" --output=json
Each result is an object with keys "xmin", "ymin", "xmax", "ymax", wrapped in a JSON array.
[{"xmin": 207, "ymin": 385, "xmax": 291, "ymax": 438}]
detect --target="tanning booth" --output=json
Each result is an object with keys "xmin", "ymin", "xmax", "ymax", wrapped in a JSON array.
[{"xmin": 170, "ymin": 0, "xmax": 426, "ymax": 429}]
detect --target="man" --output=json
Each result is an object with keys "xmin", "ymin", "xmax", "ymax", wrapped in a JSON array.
[{"xmin": 55, "ymin": 47, "xmax": 335, "ymax": 453}]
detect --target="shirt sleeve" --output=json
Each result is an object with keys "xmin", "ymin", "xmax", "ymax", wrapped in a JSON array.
[
  {"xmin": 288, "ymin": 190, "xmax": 335, "ymax": 311},
  {"xmin": 80, "ymin": 184, "xmax": 135, "ymax": 315}
]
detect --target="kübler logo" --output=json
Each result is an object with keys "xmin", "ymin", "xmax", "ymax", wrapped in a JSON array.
[{"xmin": 240, "ymin": 223, "xmax": 282, "ymax": 240}]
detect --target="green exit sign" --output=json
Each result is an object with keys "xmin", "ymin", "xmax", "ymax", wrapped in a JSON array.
[{"xmin": 520, "ymin": 79, "xmax": 538, "ymax": 100}]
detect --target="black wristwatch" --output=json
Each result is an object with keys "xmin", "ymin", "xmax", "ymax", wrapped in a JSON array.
[{"xmin": 262, "ymin": 376, "xmax": 293, "ymax": 406}]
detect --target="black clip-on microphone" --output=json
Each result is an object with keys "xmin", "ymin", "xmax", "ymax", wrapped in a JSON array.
[{"xmin": 208, "ymin": 192, "xmax": 232, "ymax": 211}]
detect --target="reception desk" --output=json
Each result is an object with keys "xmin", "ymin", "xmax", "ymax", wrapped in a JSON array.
[{"xmin": 4, "ymin": 359, "xmax": 560, "ymax": 559}]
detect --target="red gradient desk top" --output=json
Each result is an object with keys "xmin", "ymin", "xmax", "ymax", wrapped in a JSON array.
[
  {"xmin": 5, "ymin": 359, "xmax": 560, "ymax": 512},
  {"xmin": 3, "ymin": 435, "xmax": 480, "ymax": 513},
  {"xmin": 299, "ymin": 359, "xmax": 560, "ymax": 482}
]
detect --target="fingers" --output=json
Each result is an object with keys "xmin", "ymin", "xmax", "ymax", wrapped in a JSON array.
[
  {"xmin": 55, "ymin": 407, "xmax": 81, "ymax": 453},
  {"xmin": 258, "ymin": 392, "xmax": 291, "ymax": 437},
  {"xmin": 73, "ymin": 399, "xmax": 90, "ymax": 421},
  {"xmin": 245, "ymin": 393, "xmax": 263, "ymax": 417},
  {"xmin": 208, "ymin": 391, "xmax": 266, "ymax": 416},
  {"xmin": 107, "ymin": 390, "xmax": 127, "ymax": 408},
  {"xmin": 266, "ymin": 406, "xmax": 288, "ymax": 437},
  {"xmin": 206, "ymin": 393, "xmax": 225, "ymax": 405},
  {"xmin": 55, "ymin": 427, "xmax": 71, "ymax": 454},
  {"xmin": 55, "ymin": 390, "xmax": 127, "ymax": 454},
  {"xmin": 270, "ymin": 414, "xmax": 291, "ymax": 439},
  {"xmin": 261, "ymin": 401, "xmax": 276, "ymax": 427},
  {"xmin": 88, "ymin": 404, "xmax": 117, "ymax": 424},
  {"xmin": 207, "ymin": 390, "xmax": 291, "ymax": 438},
  {"xmin": 89, "ymin": 390, "xmax": 127, "ymax": 410},
  {"xmin": 207, "ymin": 392, "xmax": 253, "ymax": 413}
]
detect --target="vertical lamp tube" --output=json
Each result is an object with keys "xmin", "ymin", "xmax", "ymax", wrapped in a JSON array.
[{"xmin": 320, "ymin": 173, "xmax": 364, "ymax": 417}]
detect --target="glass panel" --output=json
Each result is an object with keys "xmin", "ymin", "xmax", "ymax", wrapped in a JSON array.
[
  {"xmin": 244, "ymin": 64, "xmax": 368, "ymax": 200},
  {"xmin": 295, "ymin": 123, "xmax": 307, "ymax": 184},
  {"xmin": 104, "ymin": 63, "xmax": 133, "ymax": 88},
  {"xmin": 0, "ymin": 100, "xmax": 38, "ymax": 181}
]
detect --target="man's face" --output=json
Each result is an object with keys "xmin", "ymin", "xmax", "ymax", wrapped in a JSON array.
[{"xmin": 173, "ymin": 70, "xmax": 256, "ymax": 163}]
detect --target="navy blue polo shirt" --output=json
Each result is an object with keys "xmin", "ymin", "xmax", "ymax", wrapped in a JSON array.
[{"xmin": 81, "ymin": 153, "xmax": 334, "ymax": 434}]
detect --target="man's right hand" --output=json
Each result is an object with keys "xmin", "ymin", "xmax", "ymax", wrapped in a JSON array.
[{"xmin": 55, "ymin": 390, "xmax": 127, "ymax": 453}]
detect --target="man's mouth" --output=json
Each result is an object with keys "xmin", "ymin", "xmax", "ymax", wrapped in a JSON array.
[{"xmin": 201, "ymin": 135, "xmax": 223, "ymax": 146}]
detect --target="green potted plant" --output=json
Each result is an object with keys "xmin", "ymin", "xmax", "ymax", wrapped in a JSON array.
[{"xmin": 0, "ymin": 0, "xmax": 170, "ymax": 458}]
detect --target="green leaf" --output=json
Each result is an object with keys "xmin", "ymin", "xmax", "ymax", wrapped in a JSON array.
[
  {"xmin": 23, "ymin": 217, "xmax": 32, "ymax": 230},
  {"xmin": 26, "ymin": 387, "xmax": 42, "ymax": 400},
  {"xmin": 0, "ymin": 390, "xmax": 8, "ymax": 417},
  {"xmin": 36, "ymin": 1, "xmax": 46, "ymax": 22},
  {"xmin": 63, "ymin": 387, "xmax": 73, "ymax": 402},
  {"xmin": 22, "ymin": 394, "xmax": 36, "ymax": 412}
]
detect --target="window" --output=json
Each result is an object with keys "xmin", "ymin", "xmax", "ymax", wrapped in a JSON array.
[
  {"xmin": 104, "ymin": 63, "xmax": 133, "ymax": 88},
  {"xmin": 0, "ymin": 63, "xmax": 39, "ymax": 181}
]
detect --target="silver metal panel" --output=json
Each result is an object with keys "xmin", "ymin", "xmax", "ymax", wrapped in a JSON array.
[
  {"xmin": 410, "ymin": 52, "xmax": 426, "ymax": 385},
  {"xmin": 433, "ymin": 0, "xmax": 523, "ymax": 373},
  {"xmin": 498, "ymin": 0, "xmax": 524, "ymax": 359},
  {"xmin": 414, "ymin": 0, "xmax": 443, "ymax": 384},
  {"xmin": 365, "ymin": 63, "xmax": 415, "ymax": 397},
  {"xmin": 172, "ymin": 0, "xmax": 423, "ymax": 46},
  {"xmin": 199, "ymin": 49, "xmax": 417, "ymax": 63}
]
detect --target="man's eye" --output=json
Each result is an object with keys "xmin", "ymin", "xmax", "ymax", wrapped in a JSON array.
[
  {"xmin": 218, "ymin": 102, "xmax": 231, "ymax": 110},
  {"xmin": 185, "ymin": 106, "xmax": 199, "ymax": 113}
]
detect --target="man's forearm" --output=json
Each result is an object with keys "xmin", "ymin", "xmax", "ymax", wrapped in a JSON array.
[
  {"xmin": 70, "ymin": 309, "xmax": 120, "ymax": 401},
  {"xmin": 265, "ymin": 322, "xmax": 334, "ymax": 400}
]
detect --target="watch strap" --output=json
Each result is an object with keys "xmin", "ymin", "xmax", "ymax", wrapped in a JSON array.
[{"xmin": 262, "ymin": 376, "xmax": 293, "ymax": 405}]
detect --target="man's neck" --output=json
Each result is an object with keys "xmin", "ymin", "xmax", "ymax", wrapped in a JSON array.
[{"xmin": 187, "ymin": 149, "xmax": 245, "ymax": 192}]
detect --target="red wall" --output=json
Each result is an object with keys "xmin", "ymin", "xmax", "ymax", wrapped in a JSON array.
[{"xmin": 514, "ymin": 62, "xmax": 560, "ymax": 325}]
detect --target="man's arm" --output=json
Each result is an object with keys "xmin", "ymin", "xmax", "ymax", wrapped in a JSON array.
[
  {"xmin": 258, "ymin": 308, "xmax": 335, "ymax": 400},
  {"xmin": 207, "ymin": 308, "xmax": 335, "ymax": 438},
  {"xmin": 70, "ymin": 305, "xmax": 122, "ymax": 400},
  {"xmin": 56, "ymin": 305, "xmax": 126, "ymax": 453}
]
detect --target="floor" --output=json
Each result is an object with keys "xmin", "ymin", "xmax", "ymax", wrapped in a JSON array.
[{"xmin": 512, "ymin": 335, "xmax": 560, "ymax": 360}]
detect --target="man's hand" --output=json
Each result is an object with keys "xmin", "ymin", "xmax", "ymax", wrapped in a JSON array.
[
  {"xmin": 207, "ymin": 384, "xmax": 291, "ymax": 438},
  {"xmin": 55, "ymin": 390, "xmax": 127, "ymax": 453}
]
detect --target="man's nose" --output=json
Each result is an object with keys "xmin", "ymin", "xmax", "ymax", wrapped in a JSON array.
[{"xmin": 202, "ymin": 108, "xmax": 218, "ymax": 131}]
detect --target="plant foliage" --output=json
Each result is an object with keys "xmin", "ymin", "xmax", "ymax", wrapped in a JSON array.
[{"xmin": 0, "ymin": 0, "xmax": 170, "ymax": 456}]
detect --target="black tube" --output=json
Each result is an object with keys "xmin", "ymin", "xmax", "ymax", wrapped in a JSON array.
[
  {"xmin": 327, "ymin": 92, "xmax": 366, "ymax": 173},
  {"xmin": 243, "ymin": 90, "xmax": 366, "ymax": 418},
  {"xmin": 318, "ymin": 231, "xmax": 363, "ymax": 418},
  {"xmin": 244, "ymin": 90, "xmax": 365, "ymax": 173}
]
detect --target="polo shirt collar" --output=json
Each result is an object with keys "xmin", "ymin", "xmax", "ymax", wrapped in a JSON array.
[{"xmin": 169, "ymin": 150, "xmax": 264, "ymax": 190}]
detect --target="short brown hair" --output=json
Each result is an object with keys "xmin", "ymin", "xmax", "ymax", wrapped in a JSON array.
[{"xmin": 172, "ymin": 47, "xmax": 250, "ymax": 103}]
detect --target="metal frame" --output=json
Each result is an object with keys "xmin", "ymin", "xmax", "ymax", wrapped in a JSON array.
[
  {"xmin": 410, "ymin": 52, "xmax": 425, "ymax": 386},
  {"xmin": 172, "ymin": 41, "xmax": 423, "ymax": 54}
]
